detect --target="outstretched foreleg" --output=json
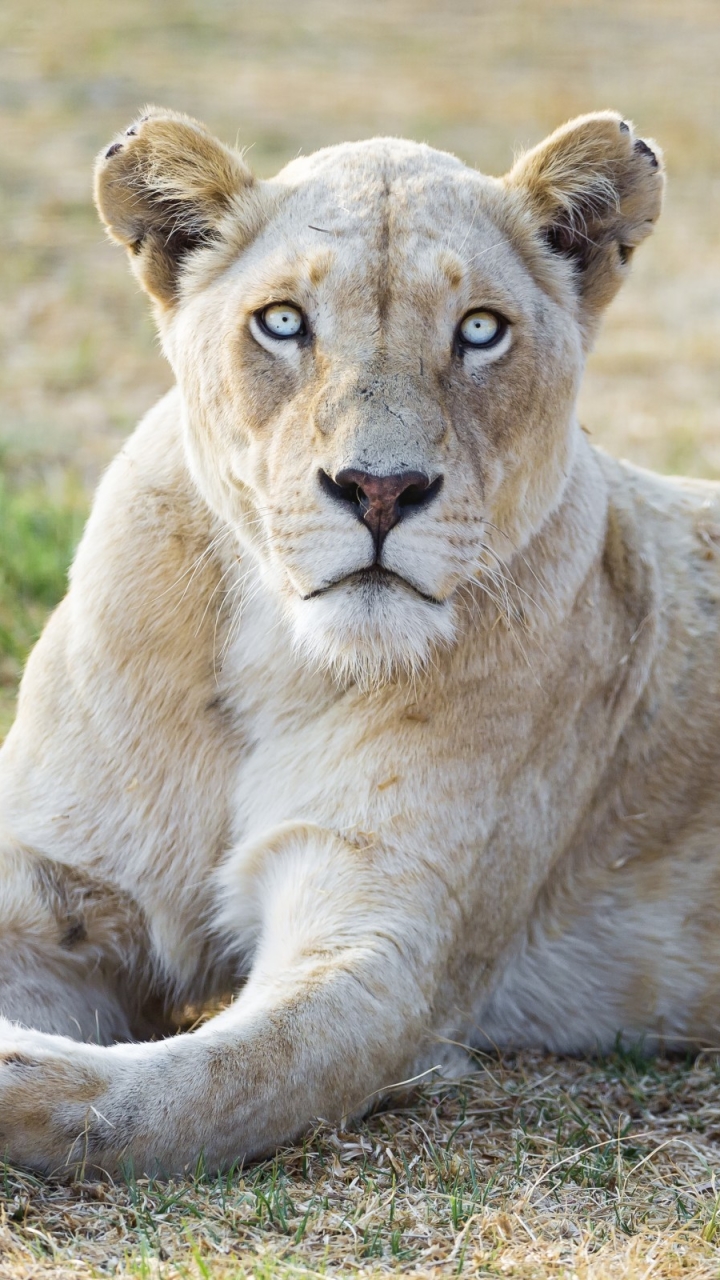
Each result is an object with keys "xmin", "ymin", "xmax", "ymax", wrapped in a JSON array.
[{"xmin": 0, "ymin": 825, "xmax": 441, "ymax": 1175}]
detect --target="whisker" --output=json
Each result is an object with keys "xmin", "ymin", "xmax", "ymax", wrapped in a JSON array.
[
  {"xmin": 481, "ymin": 520, "xmax": 553, "ymax": 606},
  {"xmin": 159, "ymin": 527, "xmax": 234, "ymax": 614},
  {"xmin": 477, "ymin": 546, "xmax": 546, "ymax": 620}
]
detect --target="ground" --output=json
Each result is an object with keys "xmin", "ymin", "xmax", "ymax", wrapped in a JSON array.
[
  {"xmin": 1, "ymin": 0, "xmax": 720, "ymax": 1275},
  {"xmin": 4, "ymin": 1051, "xmax": 720, "ymax": 1279}
]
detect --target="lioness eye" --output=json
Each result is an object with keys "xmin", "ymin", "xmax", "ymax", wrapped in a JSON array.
[
  {"xmin": 260, "ymin": 303, "xmax": 305, "ymax": 338},
  {"xmin": 459, "ymin": 310, "xmax": 502, "ymax": 347}
]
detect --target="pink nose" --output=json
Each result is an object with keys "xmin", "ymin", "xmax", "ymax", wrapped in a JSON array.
[{"xmin": 322, "ymin": 468, "xmax": 443, "ymax": 553}]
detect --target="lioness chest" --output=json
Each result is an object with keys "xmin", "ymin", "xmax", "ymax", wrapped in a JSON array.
[{"xmin": 207, "ymin": 470, "xmax": 720, "ymax": 1041}]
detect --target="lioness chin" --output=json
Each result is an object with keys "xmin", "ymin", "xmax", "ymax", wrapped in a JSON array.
[{"xmin": 0, "ymin": 107, "xmax": 716, "ymax": 1178}]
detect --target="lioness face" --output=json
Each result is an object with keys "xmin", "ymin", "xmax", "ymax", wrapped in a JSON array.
[
  {"xmin": 168, "ymin": 143, "xmax": 582, "ymax": 683},
  {"xmin": 96, "ymin": 112, "xmax": 663, "ymax": 685}
]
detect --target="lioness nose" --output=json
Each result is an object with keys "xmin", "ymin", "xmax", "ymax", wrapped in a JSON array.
[{"xmin": 321, "ymin": 468, "xmax": 443, "ymax": 552}]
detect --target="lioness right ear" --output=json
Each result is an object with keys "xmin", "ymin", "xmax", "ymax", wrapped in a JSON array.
[
  {"xmin": 94, "ymin": 107, "xmax": 258, "ymax": 308},
  {"xmin": 504, "ymin": 112, "xmax": 665, "ymax": 337}
]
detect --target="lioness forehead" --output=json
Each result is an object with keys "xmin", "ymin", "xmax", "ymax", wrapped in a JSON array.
[
  {"xmin": 277, "ymin": 135, "xmax": 469, "ymax": 189},
  {"xmin": 233, "ymin": 139, "xmax": 539, "ymax": 327},
  {"xmin": 273, "ymin": 136, "xmax": 504, "ymax": 243}
]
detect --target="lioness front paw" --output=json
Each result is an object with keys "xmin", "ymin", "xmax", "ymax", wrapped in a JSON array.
[{"xmin": 0, "ymin": 1022, "xmax": 115, "ymax": 1175}]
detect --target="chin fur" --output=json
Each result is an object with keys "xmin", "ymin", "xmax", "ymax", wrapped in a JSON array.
[{"xmin": 288, "ymin": 576, "xmax": 458, "ymax": 690}]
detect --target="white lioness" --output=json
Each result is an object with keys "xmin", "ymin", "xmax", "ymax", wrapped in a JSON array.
[{"xmin": 0, "ymin": 107, "xmax": 715, "ymax": 1177}]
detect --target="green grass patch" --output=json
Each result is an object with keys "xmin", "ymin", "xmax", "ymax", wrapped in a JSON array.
[{"xmin": 0, "ymin": 468, "xmax": 86, "ymax": 738}]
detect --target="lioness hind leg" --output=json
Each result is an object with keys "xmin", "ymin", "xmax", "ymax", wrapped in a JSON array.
[{"xmin": 0, "ymin": 840, "xmax": 134, "ymax": 1043}]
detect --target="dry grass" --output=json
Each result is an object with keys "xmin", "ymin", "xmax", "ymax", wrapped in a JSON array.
[
  {"xmin": 2, "ymin": 0, "xmax": 720, "ymax": 1275},
  {"xmin": 4, "ymin": 1050, "xmax": 720, "ymax": 1278}
]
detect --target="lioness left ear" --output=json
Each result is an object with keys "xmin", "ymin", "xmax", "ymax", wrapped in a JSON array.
[
  {"xmin": 504, "ymin": 111, "xmax": 665, "ymax": 334},
  {"xmin": 94, "ymin": 106, "xmax": 259, "ymax": 308}
]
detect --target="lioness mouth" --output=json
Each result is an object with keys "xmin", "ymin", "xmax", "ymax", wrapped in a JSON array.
[{"xmin": 304, "ymin": 564, "xmax": 443, "ymax": 606}]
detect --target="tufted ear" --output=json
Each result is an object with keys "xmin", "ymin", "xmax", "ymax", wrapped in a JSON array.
[
  {"xmin": 504, "ymin": 111, "xmax": 665, "ymax": 334},
  {"xmin": 94, "ymin": 107, "xmax": 258, "ymax": 308}
]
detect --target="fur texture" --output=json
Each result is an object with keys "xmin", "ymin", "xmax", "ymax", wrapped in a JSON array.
[{"xmin": 3, "ymin": 108, "xmax": 716, "ymax": 1177}]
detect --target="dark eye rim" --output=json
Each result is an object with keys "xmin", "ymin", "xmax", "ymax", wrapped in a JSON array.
[
  {"xmin": 456, "ymin": 309, "xmax": 509, "ymax": 352},
  {"xmin": 256, "ymin": 302, "xmax": 309, "ymax": 341}
]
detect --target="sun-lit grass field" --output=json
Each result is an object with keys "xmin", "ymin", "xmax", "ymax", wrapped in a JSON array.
[{"xmin": 2, "ymin": 0, "xmax": 720, "ymax": 1275}]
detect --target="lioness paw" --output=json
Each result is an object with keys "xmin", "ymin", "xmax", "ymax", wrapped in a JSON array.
[{"xmin": 0, "ymin": 1027, "xmax": 113, "ymax": 1174}]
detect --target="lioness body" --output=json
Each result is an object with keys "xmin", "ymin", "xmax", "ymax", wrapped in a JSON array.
[{"xmin": 0, "ymin": 109, "xmax": 716, "ymax": 1174}]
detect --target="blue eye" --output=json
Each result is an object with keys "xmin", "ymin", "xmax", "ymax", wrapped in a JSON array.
[
  {"xmin": 459, "ymin": 310, "xmax": 503, "ymax": 347},
  {"xmin": 260, "ymin": 303, "xmax": 305, "ymax": 338}
]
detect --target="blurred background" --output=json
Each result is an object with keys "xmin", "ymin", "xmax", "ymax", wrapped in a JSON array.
[{"xmin": 1, "ymin": 0, "xmax": 719, "ymax": 732}]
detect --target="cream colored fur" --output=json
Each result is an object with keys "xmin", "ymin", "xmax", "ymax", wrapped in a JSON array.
[{"xmin": 1, "ymin": 108, "xmax": 716, "ymax": 1177}]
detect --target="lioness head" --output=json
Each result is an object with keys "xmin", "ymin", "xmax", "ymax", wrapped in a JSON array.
[{"xmin": 95, "ymin": 110, "xmax": 663, "ymax": 686}]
